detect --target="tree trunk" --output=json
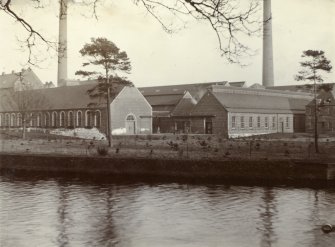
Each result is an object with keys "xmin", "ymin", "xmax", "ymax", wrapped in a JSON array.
[
  {"xmin": 313, "ymin": 78, "xmax": 319, "ymax": 153},
  {"xmin": 107, "ymin": 86, "xmax": 111, "ymax": 147},
  {"xmin": 22, "ymin": 121, "xmax": 26, "ymax": 140}
]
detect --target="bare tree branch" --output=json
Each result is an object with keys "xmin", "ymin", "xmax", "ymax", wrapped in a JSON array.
[{"xmin": 1, "ymin": 0, "xmax": 261, "ymax": 65}]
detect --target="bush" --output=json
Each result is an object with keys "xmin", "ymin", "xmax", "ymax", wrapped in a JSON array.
[
  {"xmin": 182, "ymin": 135, "xmax": 188, "ymax": 142},
  {"xmin": 167, "ymin": 141, "xmax": 179, "ymax": 151},
  {"xmin": 97, "ymin": 145, "xmax": 109, "ymax": 156}
]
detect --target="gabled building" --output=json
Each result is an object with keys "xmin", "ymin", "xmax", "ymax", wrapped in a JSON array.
[
  {"xmin": 0, "ymin": 68, "xmax": 43, "ymax": 91},
  {"xmin": 0, "ymin": 83, "xmax": 152, "ymax": 136},
  {"xmin": 305, "ymin": 88, "xmax": 335, "ymax": 133},
  {"xmin": 190, "ymin": 85, "xmax": 312, "ymax": 137},
  {"xmin": 139, "ymin": 81, "xmax": 246, "ymax": 133}
]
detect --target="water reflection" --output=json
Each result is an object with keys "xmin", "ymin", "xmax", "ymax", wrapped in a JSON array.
[
  {"xmin": 259, "ymin": 188, "xmax": 278, "ymax": 247},
  {"xmin": 57, "ymin": 184, "xmax": 70, "ymax": 247},
  {"xmin": 1, "ymin": 173, "xmax": 335, "ymax": 247}
]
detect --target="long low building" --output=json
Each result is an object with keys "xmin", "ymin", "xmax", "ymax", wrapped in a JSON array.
[
  {"xmin": 188, "ymin": 85, "xmax": 312, "ymax": 137},
  {"xmin": 0, "ymin": 83, "xmax": 152, "ymax": 136}
]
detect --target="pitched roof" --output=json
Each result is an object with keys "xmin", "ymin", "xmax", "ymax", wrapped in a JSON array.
[
  {"xmin": 0, "ymin": 68, "xmax": 43, "ymax": 90},
  {"xmin": 139, "ymin": 81, "xmax": 247, "ymax": 102},
  {"xmin": 307, "ymin": 89, "xmax": 335, "ymax": 107},
  {"xmin": 0, "ymin": 83, "xmax": 124, "ymax": 112},
  {"xmin": 145, "ymin": 94, "xmax": 184, "ymax": 106},
  {"xmin": 0, "ymin": 73, "xmax": 19, "ymax": 89},
  {"xmin": 171, "ymin": 92, "xmax": 197, "ymax": 116},
  {"xmin": 211, "ymin": 90, "xmax": 310, "ymax": 114},
  {"xmin": 267, "ymin": 83, "xmax": 335, "ymax": 93}
]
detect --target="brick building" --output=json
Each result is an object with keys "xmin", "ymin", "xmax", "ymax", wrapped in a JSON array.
[
  {"xmin": 0, "ymin": 68, "xmax": 43, "ymax": 91},
  {"xmin": 139, "ymin": 82, "xmax": 240, "ymax": 133},
  {"xmin": 0, "ymin": 83, "xmax": 152, "ymax": 136},
  {"xmin": 305, "ymin": 88, "xmax": 335, "ymax": 133},
  {"xmin": 189, "ymin": 85, "xmax": 312, "ymax": 138}
]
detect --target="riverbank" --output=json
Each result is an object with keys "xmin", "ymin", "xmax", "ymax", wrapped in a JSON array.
[
  {"xmin": 1, "ymin": 130, "xmax": 335, "ymax": 185},
  {"xmin": 1, "ymin": 153, "xmax": 335, "ymax": 186},
  {"xmin": 2, "ymin": 131, "xmax": 335, "ymax": 161}
]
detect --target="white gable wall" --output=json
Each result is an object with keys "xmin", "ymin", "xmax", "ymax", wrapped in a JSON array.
[{"xmin": 110, "ymin": 86, "xmax": 152, "ymax": 135}]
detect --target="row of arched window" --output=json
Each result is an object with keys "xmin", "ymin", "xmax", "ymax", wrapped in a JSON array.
[{"xmin": 0, "ymin": 110, "xmax": 101, "ymax": 129}]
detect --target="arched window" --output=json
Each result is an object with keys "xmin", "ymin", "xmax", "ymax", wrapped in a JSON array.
[
  {"xmin": 95, "ymin": 110, "xmax": 101, "ymax": 128},
  {"xmin": 60, "ymin": 111, "xmax": 65, "ymax": 127},
  {"xmin": 77, "ymin": 111, "xmax": 82, "ymax": 127},
  {"xmin": 52, "ymin": 112, "xmax": 58, "ymax": 127},
  {"xmin": 126, "ymin": 114, "xmax": 135, "ymax": 121},
  {"xmin": 28, "ymin": 113, "xmax": 35, "ymax": 127},
  {"xmin": 68, "ymin": 111, "xmax": 74, "ymax": 127},
  {"xmin": 37, "ymin": 113, "xmax": 42, "ymax": 127},
  {"xmin": 44, "ymin": 113, "xmax": 50, "ymax": 127},
  {"xmin": 85, "ymin": 110, "xmax": 93, "ymax": 127},
  {"xmin": 5, "ymin": 113, "xmax": 10, "ymax": 127},
  {"xmin": 10, "ymin": 113, "xmax": 16, "ymax": 127},
  {"xmin": 17, "ymin": 113, "xmax": 22, "ymax": 127}
]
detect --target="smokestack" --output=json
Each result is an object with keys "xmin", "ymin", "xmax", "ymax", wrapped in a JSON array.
[
  {"xmin": 262, "ymin": 0, "xmax": 274, "ymax": 87},
  {"xmin": 57, "ymin": 0, "xmax": 68, "ymax": 87}
]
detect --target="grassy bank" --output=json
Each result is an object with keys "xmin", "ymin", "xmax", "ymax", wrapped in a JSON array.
[{"xmin": 1, "ymin": 130, "xmax": 335, "ymax": 161}]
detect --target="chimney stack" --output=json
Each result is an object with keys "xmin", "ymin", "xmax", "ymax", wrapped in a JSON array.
[
  {"xmin": 57, "ymin": 0, "xmax": 68, "ymax": 87},
  {"xmin": 262, "ymin": 0, "xmax": 274, "ymax": 87}
]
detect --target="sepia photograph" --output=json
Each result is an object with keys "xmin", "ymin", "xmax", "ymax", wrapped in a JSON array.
[{"xmin": 0, "ymin": 0, "xmax": 335, "ymax": 246}]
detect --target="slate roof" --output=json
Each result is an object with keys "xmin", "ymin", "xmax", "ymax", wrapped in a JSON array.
[
  {"xmin": 0, "ymin": 83, "xmax": 124, "ymax": 112},
  {"xmin": 139, "ymin": 81, "xmax": 245, "ymax": 102},
  {"xmin": 267, "ymin": 83, "xmax": 335, "ymax": 93},
  {"xmin": 0, "ymin": 68, "xmax": 43, "ymax": 90},
  {"xmin": 306, "ymin": 89, "xmax": 335, "ymax": 107},
  {"xmin": 0, "ymin": 73, "xmax": 19, "ymax": 89},
  {"xmin": 211, "ymin": 91, "xmax": 310, "ymax": 114},
  {"xmin": 145, "ymin": 94, "xmax": 184, "ymax": 106},
  {"xmin": 171, "ymin": 92, "xmax": 197, "ymax": 116}
]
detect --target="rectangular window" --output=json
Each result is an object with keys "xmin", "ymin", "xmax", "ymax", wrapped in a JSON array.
[
  {"xmin": 249, "ymin": 116, "xmax": 253, "ymax": 128},
  {"xmin": 241, "ymin": 116, "xmax": 245, "ymax": 129},
  {"xmin": 232, "ymin": 116, "xmax": 236, "ymax": 129},
  {"xmin": 265, "ymin": 117, "xmax": 268, "ymax": 128},
  {"xmin": 257, "ymin": 116, "xmax": 261, "ymax": 128},
  {"xmin": 272, "ymin": 116, "xmax": 276, "ymax": 128},
  {"xmin": 286, "ymin": 117, "xmax": 289, "ymax": 128}
]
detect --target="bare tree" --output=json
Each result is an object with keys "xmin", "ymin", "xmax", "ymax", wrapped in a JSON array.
[
  {"xmin": 9, "ymin": 72, "xmax": 48, "ymax": 139},
  {"xmin": 1, "ymin": 0, "xmax": 261, "ymax": 65}
]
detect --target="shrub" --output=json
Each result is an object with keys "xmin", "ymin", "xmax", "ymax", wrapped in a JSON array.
[
  {"xmin": 199, "ymin": 140, "xmax": 207, "ymax": 147},
  {"xmin": 97, "ymin": 146, "xmax": 108, "ymax": 156},
  {"xmin": 167, "ymin": 141, "xmax": 179, "ymax": 151}
]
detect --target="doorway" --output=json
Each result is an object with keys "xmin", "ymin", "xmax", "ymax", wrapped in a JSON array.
[{"xmin": 126, "ymin": 114, "xmax": 136, "ymax": 134}]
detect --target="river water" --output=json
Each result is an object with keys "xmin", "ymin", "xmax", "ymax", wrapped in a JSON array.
[{"xmin": 0, "ymin": 173, "xmax": 334, "ymax": 247}]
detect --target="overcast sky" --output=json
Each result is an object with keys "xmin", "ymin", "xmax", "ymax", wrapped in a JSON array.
[{"xmin": 0, "ymin": 0, "xmax": 334, "ymax": 87}]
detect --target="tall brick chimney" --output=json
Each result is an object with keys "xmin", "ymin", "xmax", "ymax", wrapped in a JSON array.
[
  {"xmin": 262, "ymin": 0, "xmax": 274, "ymax": 87},
  {"xmin": 57, "ymin": 0, "xmax": 68, "ymax": 87}
]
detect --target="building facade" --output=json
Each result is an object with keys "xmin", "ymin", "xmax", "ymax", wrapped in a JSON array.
[
  {"xmin": 0, "ymin": 84, "xmax": 152, "ymax": 136},
  {"xmin": 190, "ymin": 85, "xmax": 312, "ymax": 138},
  {"xmin": 305, "ymin": 88, "xmax": 335, "ymax": 134}
]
